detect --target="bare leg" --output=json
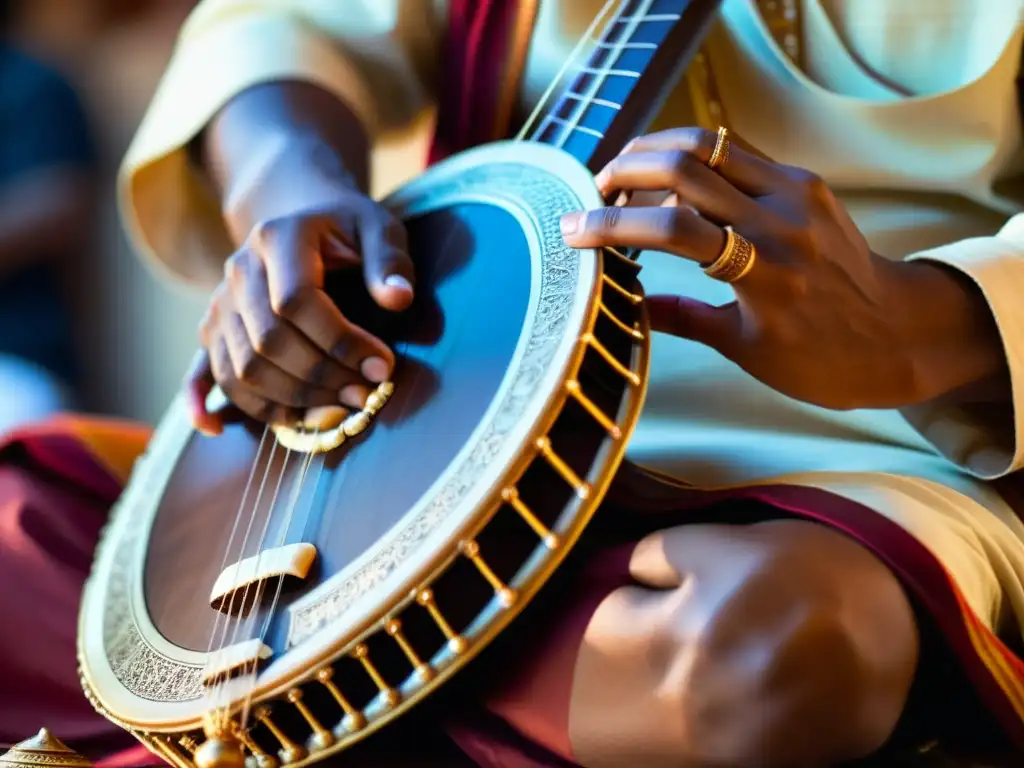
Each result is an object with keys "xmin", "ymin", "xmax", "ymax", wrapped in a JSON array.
[{"xmin": 568, "ymin": 520, "xmax": 919, "ymax": 767}]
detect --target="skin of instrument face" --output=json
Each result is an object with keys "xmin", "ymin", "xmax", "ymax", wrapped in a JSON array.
[{"xmin": 146, "ymin": 200, "xmax": 536, "ymax": 654}]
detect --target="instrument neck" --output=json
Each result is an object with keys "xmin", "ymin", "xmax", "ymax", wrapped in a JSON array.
[{"xmin": 528, "ymin": 0, "xmax": 722, "ymax": 173}]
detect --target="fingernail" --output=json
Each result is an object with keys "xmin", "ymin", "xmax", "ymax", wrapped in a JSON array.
[
  {"xmin": 560, "ymin": 213, "xmax": 582, "ymax": 237},
  {"xmin": 361, "ymin": 356, "xmax": 390, "ymax": 383},
  {"xmin": 384, "ymin": 274, "xmax": 413, "ymax": 293},
  {"xmin": 340, "ymin": 384, "xmax": 369, "ymax": 409}
]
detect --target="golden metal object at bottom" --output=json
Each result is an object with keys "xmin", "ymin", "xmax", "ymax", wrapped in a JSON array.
[
  {"xmin": 0, "ymin": 729, "xmax": 92, "ymax": 768},
  {"xmin": 193, "ymin": 737, "xmax": 245, "ymax": 768}
]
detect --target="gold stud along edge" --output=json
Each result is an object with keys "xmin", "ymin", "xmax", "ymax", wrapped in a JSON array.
[
  {"xmin": 316, "ymin": 667, "xmax": 367, "ymax": 736},
  {"xmin": 385, "ymin": 619, "xmax": 436, "ymax": 683},
  {"xmin": 601, "ymin": 272, "xmax": 643, "ymax": 304},
  {"xmin": 459, "ymin": 540, "xmax": 518, "ymax": 609},
  {"xmin": 500, "ymin": 487, "xmax": 560, "ymax": 550},
  {"xmin": 598, "ymin": 300, "xmax": 644, "ymax": 340},
  {"xmin": 353, "ymin": 645, "xmax": 401, "ymax": 709},
  {"xmin": 286, "ymin": 689, "xmax": 334, "ymax": 751},
  {"xmin": 565, "ymin": 379, "xmax": 621, "ymax": 439},
  {"xmin": 253, "ymin": 708, "xmax": 306, "ymax": 766},
  {"xmin": 535, "ymin": 436, "xmax": 589, "ymax": 499},
  {"xmin": 235, "ymin": 730, "xmax": 276, "ymax": 768},
  {"xmin": 414, "ymin": 589, "xmax": 468, "ymax": 655},
  {"xmin": 581, "ymin": 333, "xmax": 642, "ymax": 386}
]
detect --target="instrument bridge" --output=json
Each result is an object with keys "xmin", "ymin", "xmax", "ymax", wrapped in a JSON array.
[{"xmin": 209, "ymin": 542, "xmax": 317, "ymax": 617}]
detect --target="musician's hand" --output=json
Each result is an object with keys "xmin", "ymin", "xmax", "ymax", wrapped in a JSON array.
[
  {"xmin": 559, "ymin": 127, "xmax": 1003, "ymax": 410},
  {"xmin": 186, "ymin": 186, "xmax": 414, "ymax": 435}
]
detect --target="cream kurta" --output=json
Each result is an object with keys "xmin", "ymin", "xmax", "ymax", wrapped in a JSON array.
[{"xmin": 120, "ymin": 0, "xmax": 1024, "ymax": 640}]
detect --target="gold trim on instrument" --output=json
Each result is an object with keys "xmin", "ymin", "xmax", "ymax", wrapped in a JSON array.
[
  {"xmin": 601, "ymin": 272, "xmax": 643, "ymax": 304},
  {"xmin": 582, "ymin": 332, "xmax": 642, "ymax": 386},
  {"xmin": 353, "ymin": 644, "xmax": 400, "ymax": 709},
  {"xmin": 287, "ymin": 689, "xmax": 334, "ymax": 750},
  {"xmin": 234, "ymin": 730, "xmax": 275, "ymax": 768},
  {"xmin": 502, "ymin": 486, "xmax": 560, "ymax": 549},
  {"xmin": 385, "ymin": 618, "xmax": 435, "ymax": 683},
  {"xmin": 460, "ymin": 539, "xmax": 518, "ymax": 608},
  {"xmin": 415, "ymin": 588, "xmax": 468, "ymax": 656},
  {"xmin": 315, "ymin": 668, "xmax": 365, "ymax": 734},
  {"xmin": 566, "ymin": 379, "xmax": 621, "ymax": 439},
  {"xmin": 254, "ymin": 707, "xmax": 305, "ymax": 765}
]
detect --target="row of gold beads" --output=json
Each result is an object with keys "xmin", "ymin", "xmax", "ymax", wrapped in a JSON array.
[{"xmin": 272, "ymin": 381, "xmax": 394, "ymax": 454}]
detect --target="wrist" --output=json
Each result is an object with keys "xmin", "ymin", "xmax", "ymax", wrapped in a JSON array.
[
  {"xmin": 221, "ymin": 131, "xmax": 362, "ymax": 246},
  {"xmin": 886, "ymin": 258, "xmax": 1008, "ymax": 403}
]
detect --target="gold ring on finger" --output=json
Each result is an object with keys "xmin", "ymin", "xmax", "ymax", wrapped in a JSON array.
[
  {"xmin": 707, "ymin": 126, "xmax": 730, "ymax": 171},
  {"xmin": 703, "ymin": 226, "xmax": 756, "ymax": 283}
]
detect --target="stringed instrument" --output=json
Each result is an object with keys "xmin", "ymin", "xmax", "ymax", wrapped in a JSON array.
[{"xmin": 77, "ymin": 1, "xmax": 721, "ymax": 764}]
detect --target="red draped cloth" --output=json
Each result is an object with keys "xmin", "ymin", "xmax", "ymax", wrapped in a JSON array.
[{"xmin": 3, "ymin": 1, "xmax": 1024, "ymax": 765}]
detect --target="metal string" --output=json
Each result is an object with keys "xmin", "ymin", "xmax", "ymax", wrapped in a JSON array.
[
  {"xmin": 241, "ymin": 443, "xmax": 326, "ymax": 728},
  {"xmin": 213, "ymin": 440, "xmax": 297, "ymax": 728},
  {"xmin": 201, "ymin": 424, "xmax": 270, "ymax": 659},
  {"xmin": 514, "ymin": 0, "xmax": 618, "ymax": 142},
  {"xmin": 204, "ymin": 437, "xmax": 286, "ymax": 728}
]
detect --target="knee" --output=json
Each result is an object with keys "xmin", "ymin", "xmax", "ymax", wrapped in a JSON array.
[{"xmin": 664, "ymin": 522, "xmax": 918, "ymax": 765}]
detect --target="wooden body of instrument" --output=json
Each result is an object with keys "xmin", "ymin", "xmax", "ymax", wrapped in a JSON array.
[{"xmin": 77, "ymin": 1, "xmax": 721, "ymax": 763}]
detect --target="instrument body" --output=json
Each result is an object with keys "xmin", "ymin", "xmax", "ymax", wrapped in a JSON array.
[{"xmin": 78, "ymin": 141, "xmax": 650, "ymax": 763}]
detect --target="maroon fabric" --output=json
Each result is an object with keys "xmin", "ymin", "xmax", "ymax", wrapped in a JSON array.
[
  {"xmin": 428, "ymin": 0, "xmax": 526, "ymax": 165},
  {"xmin": 0, "ymin": 459, "xmax": 135, "ymax": 757}
]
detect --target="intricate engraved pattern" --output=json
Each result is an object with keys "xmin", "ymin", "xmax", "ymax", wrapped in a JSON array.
[
  {"xmin": 91, "ymin": 159, "xmax": 585, "ymax": 702},
  {"xmin": 100, "ymin": 455, "xmax": 205, "ymax": 701},
  {"xmin": 287, "ymin": 163, "xmax": 583, "ymax": 645}
]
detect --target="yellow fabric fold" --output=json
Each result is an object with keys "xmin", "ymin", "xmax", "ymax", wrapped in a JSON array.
[
  {"xmin": 904, "ymin": 214, "xmax": 1024, "ymax": 479},
  {"xmin": 118, "ymin": 0, "xmax": 442, "ymax": 288}
]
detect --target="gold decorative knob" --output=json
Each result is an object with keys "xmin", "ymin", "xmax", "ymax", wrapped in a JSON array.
[{"xmin": 0, "ymin": 729, "xmax": 92, "ymax": 768}]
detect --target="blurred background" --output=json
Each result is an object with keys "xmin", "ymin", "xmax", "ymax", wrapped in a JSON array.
[
  {"xmin": 3, "ymin": 0, "xmax": 432, "ymax": 429},
  {"xmin": 3, "ymin": 0, "xmax": 217, "ymax": 426}
]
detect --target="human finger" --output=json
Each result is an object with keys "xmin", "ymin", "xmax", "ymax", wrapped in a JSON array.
[
  {"xmin": 254, "ymin": 218, "xmax": 396, "ymax": 383},
  {"xmin": 560, "ymin": 205, "xmax": 726, "ymax": 264},
  {"xmin": 621, "ymin": 126, "xmax": 786, "ymax": 195},
  {"xmin": 226, "ymin": 250, "xmax": 371, "ymax": 407},
  {"xmin": 594, "ymin": 149, "xmax": 762, "ymax": 226},
  {"xmin": 207, "ymin": 332, "xmax": 304, "ymax": 426},
  {"xmin": 355, "ymin": 201, "xmax": 416, "ymax": 312}
]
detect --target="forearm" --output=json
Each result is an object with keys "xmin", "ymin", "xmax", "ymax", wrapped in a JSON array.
[
  {"xmin": 200, "ymin": 81, "xmax": 371, "ymax": 247},
  {"xmin": 889, "ymin": 258, "xmax": 1010, "ymax": 406},
  {"xmin": 0, "ymin": 169, "xmax": 92, "ymax": 277}
]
